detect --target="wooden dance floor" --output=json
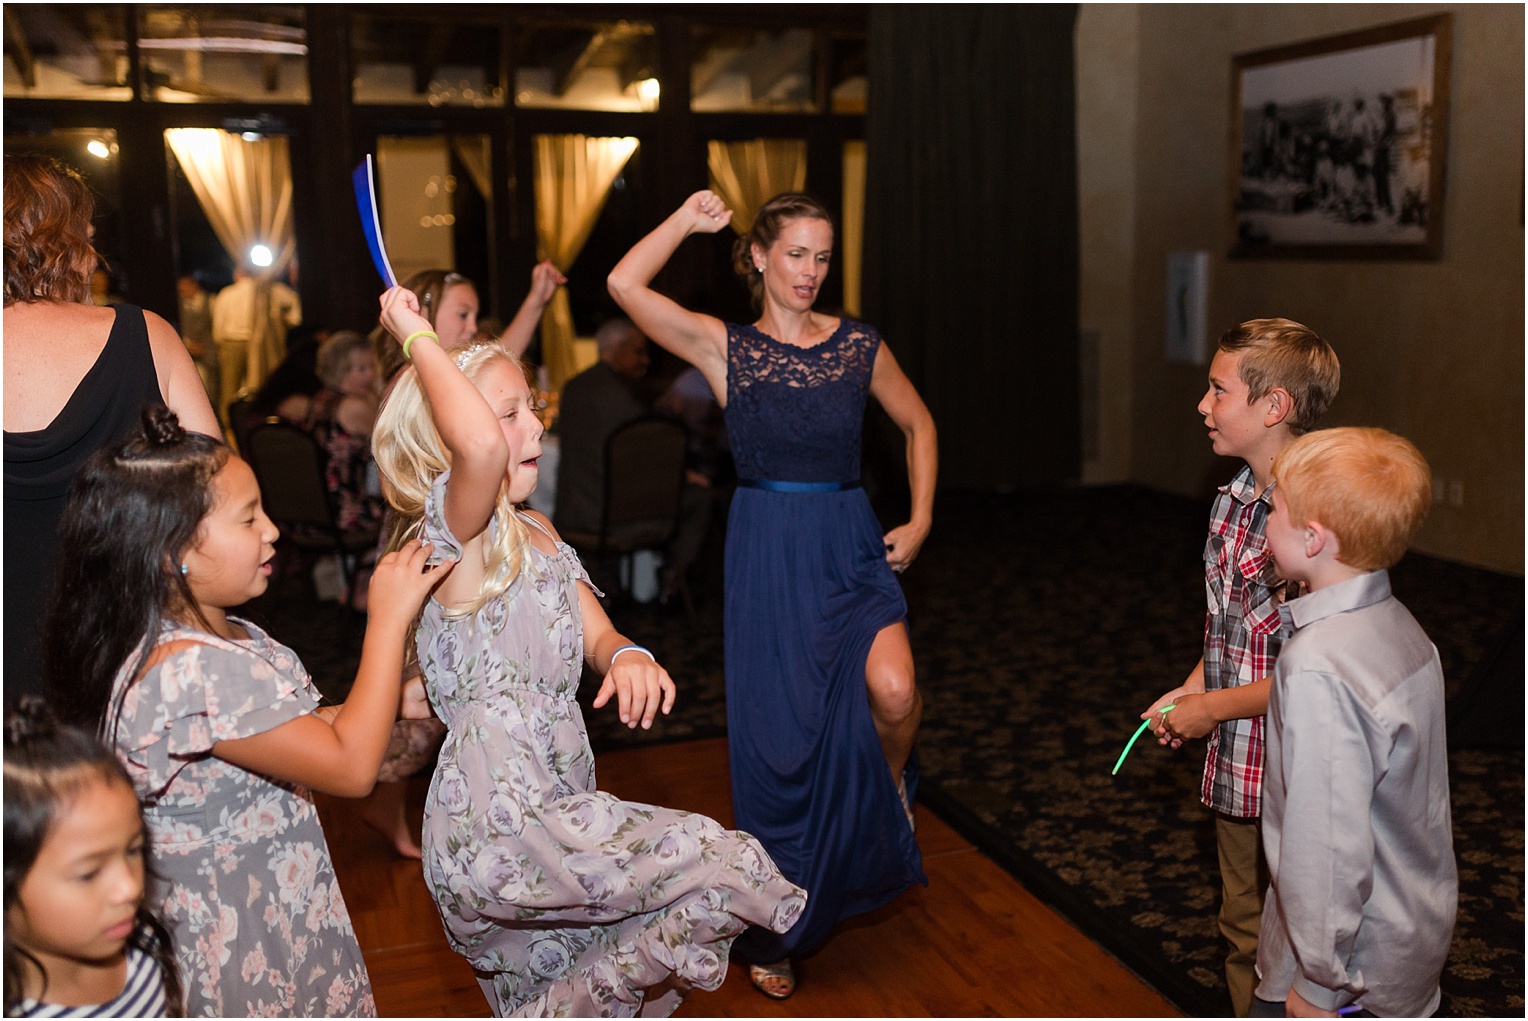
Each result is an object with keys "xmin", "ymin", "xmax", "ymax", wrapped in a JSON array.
[{"xmin": 319, "ymin": 737, "xmax": 1178, "ymax": 1017}]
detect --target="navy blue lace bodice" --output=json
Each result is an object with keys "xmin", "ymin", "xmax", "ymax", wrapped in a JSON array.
[{"xmin": 723, "ymin": 319, "xmax": 881, "ymax": 483}]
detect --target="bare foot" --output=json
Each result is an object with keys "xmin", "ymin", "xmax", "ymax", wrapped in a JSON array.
[{"xmin": 358, "ymin": 781, "xmax": 423, "ymax": 859}]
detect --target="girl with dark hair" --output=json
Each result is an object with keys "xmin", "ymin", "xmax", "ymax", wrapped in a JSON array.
[
  {"xmin": 42, "ymin": 404, "xmax": 448, "ymax": 1017},
  {"xmin": 4, "ymin": 153, "xmax": 219, "ymax": 706},
  {"xmin": 4, "ymin": 696, "xmax": 182, "ymax": 1017},
  {"xmin": 608, "ymin": 191, "xmax": 938, "ymax": 999}
]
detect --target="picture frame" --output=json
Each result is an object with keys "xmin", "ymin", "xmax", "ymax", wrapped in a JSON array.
[{"xmin": 1229, "ymin": 14, "xmax": 1452, "ymax": 260}]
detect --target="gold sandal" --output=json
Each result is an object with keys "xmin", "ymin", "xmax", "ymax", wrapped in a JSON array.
[
  {"xmin": 897, "ymin": 776, "xmax": 916, "ymax": 832},
  {"xmin": 749, "ymin": 960, "xmax": 795, "ymax": 1000}
]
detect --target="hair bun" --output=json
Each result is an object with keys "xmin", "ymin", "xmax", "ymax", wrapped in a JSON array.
[
  {"xmin": 141, "ymin": 403, "xmax": 186, "ymax": 447},
  {"xmin": 4, "ymin": 694, "xmax": 59, "ymax": 748}
]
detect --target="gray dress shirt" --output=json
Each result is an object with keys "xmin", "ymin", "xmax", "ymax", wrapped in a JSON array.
[{"xmin": 1255, "ymin": 569, "xmax": 1456, "ymax": 1017}]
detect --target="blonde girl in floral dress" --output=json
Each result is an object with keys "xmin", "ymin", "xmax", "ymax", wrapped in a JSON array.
[
  {"xmin": 43, "ymin": 405, "xmax": 449, "ymax": 1017},
  {"xmin": 371, "ymin": 287, "xmax": 805, "ymax": 1018}
]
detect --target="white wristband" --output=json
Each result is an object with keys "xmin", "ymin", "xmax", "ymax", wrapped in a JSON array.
[{"xmin": 610, "ymin": 644, "xmax": 655, "ymax": 668}]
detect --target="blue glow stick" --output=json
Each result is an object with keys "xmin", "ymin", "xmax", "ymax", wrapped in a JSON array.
[
  {"xmin": 1112, "ymin": 704, "xmax": 1175, "ymax": 776},
  {"xmin": 352, "ymin": 155, "xmax": 396, "ymax": 288}
]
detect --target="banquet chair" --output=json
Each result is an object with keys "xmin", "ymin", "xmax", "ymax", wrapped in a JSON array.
[
  {"xmin": 558, "ymin": 416, "xmax": 691, "ymax": 618},
  {"xmin": 226, "ymin": 394, "xmax": 257, "ymax": 453},
  {"xmin": 242, "ymin": 420, "xmax": 379, "ymax": 623}
]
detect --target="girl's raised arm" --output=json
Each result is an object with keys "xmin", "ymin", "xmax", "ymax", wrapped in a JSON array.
[
  {"xmin": 379, "ymin": 285, "xmax": 506, "ymax": 542},
  {"xmin": 211, "ymin": 540, "xmax": 451, "ymax": 796},
  {"xmin": 497, "ymin": 260, "xmax": 566, "ymax": 357},
  {"xmin": 607, "ymin": 191, "xmax": 731, "ymax": 399}
]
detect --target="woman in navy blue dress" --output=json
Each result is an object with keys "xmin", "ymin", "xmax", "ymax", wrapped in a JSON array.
[{"xmin": 609, "ymin": 191, "xmax": 936, "ymax": 999}]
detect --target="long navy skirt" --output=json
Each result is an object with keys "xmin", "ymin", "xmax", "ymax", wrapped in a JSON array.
[{"xmin": 724, "ymin": 484, "xmax": 927, "ymax": 964}]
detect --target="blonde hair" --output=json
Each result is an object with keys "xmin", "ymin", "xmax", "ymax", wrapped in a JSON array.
[
  {"xmin": 1218, "ymin": 318, "xmax": 1340, "ymax": 434},
  {"xmin": 372, "ymin": 341, "xmax": 530, "ymax": 617},
  {"xmin": 1273, "ymin": 427, "xmax": 1431, "ymax": 571}
]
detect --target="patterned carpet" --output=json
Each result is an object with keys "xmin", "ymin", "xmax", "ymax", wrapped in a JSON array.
[{"xmin": 268, "ymin": 484, "xmax": 1524, "ymax": 1018}]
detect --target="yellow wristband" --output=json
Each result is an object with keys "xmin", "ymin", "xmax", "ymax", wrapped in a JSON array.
[{"xmin": 402, "ymin": 330, "xmax": 438, "ymax": 360}]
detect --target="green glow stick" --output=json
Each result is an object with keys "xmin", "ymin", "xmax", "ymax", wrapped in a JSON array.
[{"xmin": 1112, "ymin": 704, "xmax": 1175, "ymax": 776}]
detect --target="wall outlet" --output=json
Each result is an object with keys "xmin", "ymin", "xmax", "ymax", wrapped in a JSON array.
[
  {"xmin": 1447, "ymin": 479, "xmax": 1465, "ymax": 508},
  {"xmin": 1432, "ymin": 474, "xmax": 1446, "ymax": 505}
]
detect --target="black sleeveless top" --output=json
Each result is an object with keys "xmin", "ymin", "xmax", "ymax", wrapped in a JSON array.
[{"xmin": 4, "ymin": 304, "xmax": 164, "ymax": 704}]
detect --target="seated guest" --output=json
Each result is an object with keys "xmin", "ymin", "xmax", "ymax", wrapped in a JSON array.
[
  {"xmin": 261, "ymin": 331, "xmax": 384, "ymax": 612},
  {"xmin": 244, "ymin": 324, "xmax": 326, "ymax": 431},
  {"xmin": 554, "ymin": 318, "xmax": 656, "ymax": 539},
  {"xmin": 556, "ymin": 319, "xmax": 712, "ymax": 603},
  {"xmin": 656, "ymin": 363, "xmax": 733, "ymax": 488},
  {"xmin": 299, "ymin": 330, "xmax": 384, "ymax": 538}
]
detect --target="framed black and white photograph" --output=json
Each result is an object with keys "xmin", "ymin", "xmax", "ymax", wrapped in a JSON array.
[{"xmin": 1230, "ymin": 15, "xmax": 1452, "ymax": 260}]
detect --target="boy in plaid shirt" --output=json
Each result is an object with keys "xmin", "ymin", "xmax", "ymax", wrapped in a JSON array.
[{"xmin": 1143, "ymin": 318, "xmax": 1340, "ymax": 1016}]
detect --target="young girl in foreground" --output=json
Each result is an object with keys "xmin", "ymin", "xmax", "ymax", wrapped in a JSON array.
[
  {"xmin": 371, "ymin": 287, "xmax": 806, "ymax": 1018},
  {"xmin": 4, "ymin": 698, "xmax": 182, "ymax": 1018},
  {"xmin": 43, "ymin": 405, "xmax": 449, "ymax": 1018}
]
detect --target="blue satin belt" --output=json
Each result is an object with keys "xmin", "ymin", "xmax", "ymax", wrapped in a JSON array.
[{"xmin": 737, "ymin": 478, "xmax": 862, "ymax": 493}]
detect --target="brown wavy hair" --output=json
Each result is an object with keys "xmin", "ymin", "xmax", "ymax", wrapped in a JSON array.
[
  {"xmin": 4, "ymin": 154, "xmax": 99, "ymax": 306},
  {"xmin": 370, "ymin": 268, "xmax": 472, "ymax": 382},
  {"xmin": 730, "ymin": 193, "xmax": 834, "ymax": 310}
]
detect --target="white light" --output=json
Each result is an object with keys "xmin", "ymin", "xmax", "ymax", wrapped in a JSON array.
[
  {"xmin": 86, "ymin": 139, "xmax": 110, "ymax": 159},
  {"xmin": 249, "ymin": 245, "xmax": 273, "ymax": 268},
  {"xmin": 241, "ymin": 132, "xmax": 262, "ymax": 142},
  {"xmin": 637, "ymin": 78, "xmax": 660, "ymax": 105}
]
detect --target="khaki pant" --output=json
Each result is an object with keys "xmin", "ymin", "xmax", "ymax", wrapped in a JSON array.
[
  {"xmin": 1216, "ymin": 812, "xmax": 1266, "ymax": 1017},
  {"xmin": 217, "ymin": 338, "xmax": 249, "ymax": 417}
]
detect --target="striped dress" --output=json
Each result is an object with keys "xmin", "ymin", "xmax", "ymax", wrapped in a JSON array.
[{"xmin": 15, "ymin": 937, "xmax": 169, "ymax": 1017}]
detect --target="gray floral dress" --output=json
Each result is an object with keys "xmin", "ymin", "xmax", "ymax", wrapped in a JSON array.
[
  {"xmin": 110, "ymin": 621, "xmax": 374, "ymax": 1017},
  {"xmin": 416, "ymin": 472, "xmax": 806, "ymax": 1017}
]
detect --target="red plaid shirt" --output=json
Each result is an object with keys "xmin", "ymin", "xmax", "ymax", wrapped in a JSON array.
[{"xmin": 1199, "ymin": 466, "xmax": 1295, "ymax": 818}]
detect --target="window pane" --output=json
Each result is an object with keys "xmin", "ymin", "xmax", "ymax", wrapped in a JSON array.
[
  {"xmin": 691, "ymin": 27, "xmax": 815, "ymax": 113},
  {"xmin": 375, "ymin": 135, "xmax": 493, "ymax": 290},
  {"xmin": 351, "ymin": 13, "xmax": 503, "ymax": 107},
  {"xmin": 830, "ymin": 34, "xmax": 867, "ymax": 114},
  {"xmin": 515, "ymin": 20, "xmax": 658, "ymax": 112},
  {"xmin": 2, "ymin": 128, "xmax": 127, "ymax": 299},
  {"xmin": 3, "ymin": 5, "xmax": 132, "ymax": 100},
  {"xmin": 138, "ymin": 5, "xmax": 308, "ymax": 103}
]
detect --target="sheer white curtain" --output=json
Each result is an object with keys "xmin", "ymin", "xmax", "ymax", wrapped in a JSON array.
[
  {"xmin": 705, "ymin": 138, "xmax": 807, "ymax": 235},
  {"xmin": 165, "ymin": 128, "xmax": 296, "ymax": 394},
  {"xmin": 533, "ymin": 134, "xmax": 639, "ymax": 391}
]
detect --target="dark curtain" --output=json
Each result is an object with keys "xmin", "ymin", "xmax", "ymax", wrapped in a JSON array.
[{"xmin": 864, "ymin": 5, "xmax": 1080, "ymax": 490}]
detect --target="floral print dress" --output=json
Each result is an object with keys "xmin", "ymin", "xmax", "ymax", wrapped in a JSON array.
[
  {"xmin": 416, "ymin": 472, "xmax": 806, "ymax": 1017},
  {"xmin": 110, "ymin": 621, "xmax": 374, "ymax": 1018}
]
